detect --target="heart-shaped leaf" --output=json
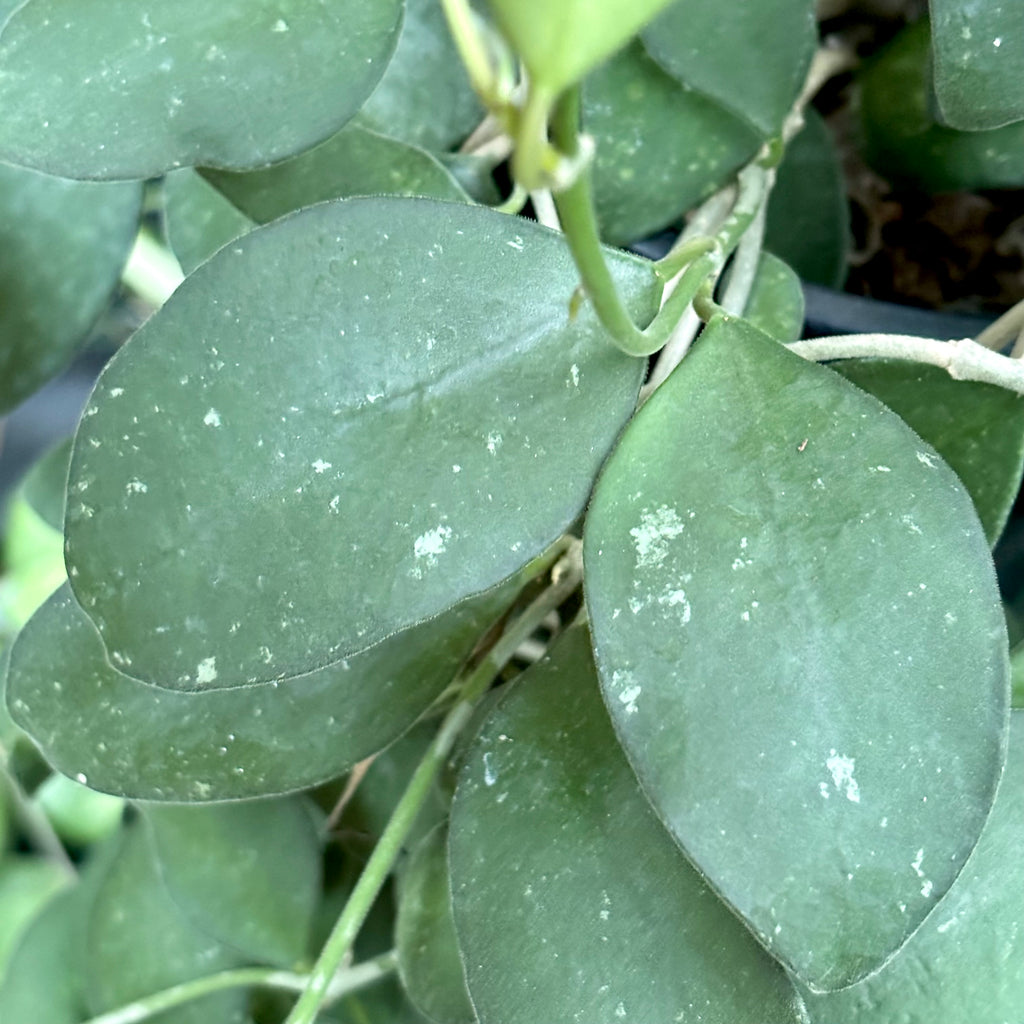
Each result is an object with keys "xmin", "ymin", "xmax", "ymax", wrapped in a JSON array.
[
  {"xmin": 931, "ymin": 0, "xmax": 1024, "ymax": 130},
  {"xmin": 642, "ymin": 0, "xmax": 816, "ymax": 138},
  {"xmin": 740, "ymin": 252, "xmax": 804, "ymax": 342},
  {"xmin": 5, "ymin": 579, "xmax": 512, "ymax": 801},
  {"xmin": 585, "ymin": 40, "xmax": 759, "ymax": 247},
  {"xmin": 396, "ymin": 824, "xmax": 475, "ymax": 1024},
  {"xmin": 450, "ymin": 625, "xmax": 806, "ymax": 1024},
  {"xmin": 0, "ymin": 0, "xmax": 402, "ymax": 180},
  {"xmin": 65, "ymin": 197, "xmax": 655, "ymax": 688},
  {"xmin": 801, "ymin": 711, "xmax": 1024, "ymax": 1023},
  {"xmin": 0, "ymin": 164, "xmax": 140, "ymax": 414},
  {"xmin": 831, "ymin": 358, "xmax": 1024, "ymax": 546},
  {"xmin": 145, "ymin": 797, "xmax": 321, "ymax": 967},
  {"xmin": 583, "ymin": 314, "xmax": 1008, "ymax": 990}
]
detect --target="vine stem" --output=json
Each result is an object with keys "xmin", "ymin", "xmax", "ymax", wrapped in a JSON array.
[
  {"xmin": 283, "ymin": 547, "xmax": 584, "ymax": 1024},
  {"xmin": 0, "ymin": 758, "xmax": 75, "ymax": 877},
  {"xmin": 79, "ymin": 951, "xmax": 398, "ymax": 1024},
  {"xmin": 120, "ymin": 231, "xmax": 183, "ymax": 308},
  {"xmin": 975, "ymin": 294, "xmax": 1024, "ymax": 353},
  {"xmin": 787, "ymin": 334, "xmax": 1024, "ymax": 394}
]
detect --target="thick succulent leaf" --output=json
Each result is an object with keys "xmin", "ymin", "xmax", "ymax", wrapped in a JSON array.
[
  {"xmin": 642, "ymin": 0, "xmax": 816, "ymax": 138},
  {"xmin": 203, "ymin": 125, "xmax": 469, "ymax": 224},
  {"xmin": 65, "ymin": 197, "xmax": 655, "ymax": 689},
  {"xmin": 1013, "ymin": 643, "xmax": 1024, "ymax": 709},
  {"xmin": 450, "ymin": 625, "xmax": 806, "ymax": 1024},
  {"xmin": 0, "ymin": 163, "xmax": 140, "ymax": 414},
  {"xmin": 21, "ymin": 438, "xmax": 73, "ymax": 532},
  {"xmin": 585, "ymin": 40, "xmax": 759, "ymax": 247},
  {"xmin": 145, "ymin": 797, "xmax": 320, "ymax": 967},
  {"xmin": 6, "ymin": 579, "xmax": 510, "ymax": 801},
  {"xmin": 85, "ymin": 823, "xmax": 247, "ymax": 1024},
  {"xmin": 356, "ymin": 0, "xmax": 482, "ymax": 152},
  {"xmin": 397, "ymin": 825, "xmax": 475, "ymax": 1024},
  {"xmin": 859, "ymin": 20, "xmax": 1024, "ymax": 192},
  {"xmin": 0, "ymin": 886, "xmax": 83, "ymax": 1024},
  {"xmin": 163, "ymin": 169, "xmax": 253, "ymax": 275},
  {"xmin": 802, "ymin": 711, "xmax": 1024, "ymax": 1023},
  {"xmin": 832, "ymin": 358, "xmax": 1024, "ymax": 546},
  {"xmin": 583, "ymin": 314, "xmax": 1008, "ymax": 990},
  {"xmin": 764, "ymin": 108, "xmax": 849, "ymax": 288},
  {"xmin": 741, "ymin": 253, "xmax": 805, "ymax": 342},
  {"xmin": 0, "ymin": 0, "xmax": 402, "ymax": 180},
  {"xmin": 931, "ymin": 0, "xmax": 1024, "ymax": 130},
  {"xmin": 485, "ymin": 0, "xmax": 677, "ymax": 94},
  {"xmin": 0, "ymin": 856, "xmax": 69, "ymax": 971}
]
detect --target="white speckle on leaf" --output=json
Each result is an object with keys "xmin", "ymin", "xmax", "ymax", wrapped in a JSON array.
[
  {"xmin": 911, "ymin": 848, "xmax": 933, "ymax": 895},
  {"xmin": 630, "ymin": 505, "xmax": 685, "ymax": 568},
  {"xmin": 75, "ymin": 772, "xmax": 88, "ymax": 785},
  {"xmin": 618, "ymin": 685, "xmax": 642, "ymax": 715},
  {"xmin": 412, "ymin": 525, "xmax": 452, "ymax": 576},
  {"xmin": 871, "ymin": 465, "xmax": 892, "ymax": 473},
  {"xmin": 506, "ymin": 235, "xmax": 525, "ymax": 251},
  {"xmin": 196, "ymin": 657, "xmax": 218, "ymax": 685},
  {"xmin": 936, "ymin": 916, "xmax": 959, "ymax": 933},
  {"xmin": 658, "ymin": 589, "xmax": 691, "ymax": 623},
  {"xmin": 819, "ymin": 782, "xmax": 830, "ymax": 799},
  {"xmin": 569, "ymin": 364, "xmax": 580, "ymax": 387},
  {"xmin": 486, "ymin": 432, "xmax": 503, "ymax": 454},
  {"xmin": 994, "ymin": 36, "xmax": 1002, "ymax": 47},
  {"xmin": 109, "ymin": 387, "xmax": 124, "ymax": 397},
  {"xmin": 825, "ymin": 750, "xmax": 861, "ymax": 803},
  {"xmin": 483, "ymin": 752, "xmax": 498, "ymax": 786},
  {"xmin": 328, "ymin": 495, "xmax": 340, "ymax": 514},
  {"xmin": 204, "ymin": 408, "xmax": 222, "ymax": 427},
  {"xmin": 126, "ymin": 479, "xmax": 148, "ymax": 494},
  {"xmin": 312, "ymin": 459, "xmax": 332, "ymax": 474},
  {"xmin": 916, "ymin": 451, "xmax": 938, "ymax": 469},
  {"xmin": 272, "ymin": 18, "xmax": 288, "ymax": 31}
]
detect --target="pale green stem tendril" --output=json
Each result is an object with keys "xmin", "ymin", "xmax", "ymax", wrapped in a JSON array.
[
  {"xmin": 439, "ymin": 0, "xmax": 506, "ymax": 108},
  {"xmin": 283, "ymin": 547, "xmax": 583, "ymax": 1024},
  {"xmin": 720, "ymin": 200, "xmax": 768, "ymax": 316},
  {"xmin": 80, "ymin": 952, "xmax": 398, "ymax": 1024},
  {"xmin": 975, "ymin": 295, "xmax": 1024, "ymax": 353},
  {"xmin": 0, "ymin": 757, "xmax": 75, "ymax": 877},
  {"xmin": 120, "ymin": 230, "xmax": 184, "ymax": 309},
  {"xmin": 787, "ymin": 334, "xmax": 1024, "ymax": 395}
]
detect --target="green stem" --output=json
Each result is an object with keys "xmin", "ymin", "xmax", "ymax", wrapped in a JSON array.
[
  {"xmin": 283, "ymin": 549, "xmax": 583, "ymax": 1024},
  {"xmin": 975, "ymin": 294, "xmax": 1024, "ymax": 352},
  {"xmin": 720, "ymin": 201, "xmax": 767, "ymax": 316},
  {"xmin": 0, "ymin": 758, "xmax": 75, "ymax": 877},
  {"xmin": 787, "ymin": 334, "xmax": 1024, "ymax": 394},
  {"xmin": 121, "ymin": 231, "xmax": 183, "ymax": 308},
  {"xmin": 81, "ymin": 952, "xmax": 397, "ymax": 1024},
  {"xmin": 439, "ymin": 0, "xmax": 503, "ymax": 106}
]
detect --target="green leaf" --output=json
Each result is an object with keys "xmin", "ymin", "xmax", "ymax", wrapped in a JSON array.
[
  {"xmin": 21, "ymin": 438, "xmax": 72, "ymax": 532},
  {"xmin": 33, "ymin": 773, "xmax": 124, "ymax": 846},
  {"xmin": 802, "ymin": 710, "xmax": 1024, "ymax": 1022},
  {"xmin": 0, "ymin": 856, "xmax": 69, "ymax": 973},
  {"xmin": 641, "ymin": 0, "xmax": 816, "ymax": 138},
  {"xmin": 163, "ymin": 170, "xmax": 254, "ymax": 276},
  {"xmin": 0, "ymin": 163, "xmax": 140, "ymax": 414},
  {"xmin": 397, "ymin": 825, "xmax": 475, "ymax": 1024},
  {"xmin": 334, "ymin": 978, "xmax": 433, "ymax": 1024},
  {"xmin": 583, "ymin": 315, "xmax": 1008, "ymax": 991},
  {"xmin": 485, "ymin": 0, "xmax": 677, "ymax": 94},
  {"xmin": 6, "ymin": 579, "xmax": 512, "ymax": 801},
  {"xmin": 831, "ymin": 358, "xmax": 1024, "ymax": 546},
  {"xmin": 202, "ymin": 125, "xmax": 469, "ymax": 224},
  {"xmin": 356, "ymin": 0, "xmax": 483, "ymax": 152},
  {"xmin": 585, "ymin": 40, "xmax": 759, "ymax": 247},
  {"xmin": 65, "ymin": 197, "xmax": 656, "ymax": 689},
  {"xmin": 764, "ymin": 108, "xmax": 849, "ymax": 288},
  {"xmin": 85, "ymin": 822, "xmax": 247, "ymax": 1024},
  {"xmin": 145, "ymin": 797, "xmax": 321, "ymax": 967},
  {"xmin": 0, "ymin": 492, "xmax": 66, "ymax": 631},
  {"xmin": 0, "ymin": 0, "xmax": 402, "ymax": 180},
  {"xmin": 859, "ymin": 20, "xmax": 1024, "ymax": 192},
  {"xmin": 931, "ymin": 0, "xmax": 1024, "ymax": 130},
  {"xmin": 450, "ymin": 625, "xmax": 806, "ymax": 1024},
  {"xmin": 741, "ymin": 253, "xmax": 805, "ymax": 342}
]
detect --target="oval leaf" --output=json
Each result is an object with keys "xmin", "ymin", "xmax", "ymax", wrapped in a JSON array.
[
  {"xmin": 0, "ymin": 0, "xmax": 402, "ymax": 180},
  {"xmin": 641, "ymin": 0, "xmax": 816, "ymax": 138},
  {"xmin": 65, "ymin": 197, "xmax": 655, "ymax": 688},
  {"xmin": 931, "ymin": 0, "xmax": 1024, "ymax": 130},
  {"xmin": 163, "ymin": 169, "xmax": 254, "ymax": 275},
  {"xmin": 831, "ymin": 357, "xmax": 1024, "ymax": 546},
  {"xmin": 146, "ymin": 797, "xmax": 321, "ymax": 967},
  {"xmin": 6, "ymin": 579, "xmax": 511, "ymax": 801},
  {"xmin": 450, "ymin": 625, "xmax": 806, "ymax": 1024},
  {"xmin": 585, "ymin": 39, "xmax": 759, "ymax": 247},
  {"xmin": 397, "ymin": 825, "xmax": 476, "ymax": 1024},
  {"xmin": 740, "ymin": 252, "xmax": 805, "ymax": 342},
  {"xmin": 802, "ymin": 711, "xmax": 1024, "ymax": 1023},
  {"xmin": 0, "ymin": 164, "xmax": 140, "ymax": 414},
  {"xmin": 583, "ymin": 314, "xmax": 1008, "ymax": 990}
]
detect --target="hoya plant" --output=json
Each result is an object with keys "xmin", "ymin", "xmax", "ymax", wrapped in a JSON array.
[{"xmin": 1, "ymin": 1, "xmax": 1023, "ymax": 1022}]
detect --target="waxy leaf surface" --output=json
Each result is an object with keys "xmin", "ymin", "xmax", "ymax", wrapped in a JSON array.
[
  {"xmin": 6, "ymin": 580, "xmax": 511, "ymax": 801},
  {"xmin": 0, "ymin": 0, "xmax": 402, "ymax": 179},
  {"xmin": 163, "ymin": 169, "xmax": 254, "ymax": 275},
  {"xmin": 146, "ymin": 797, "xmax": 320, "ymax": 966},
  {"xmin": 741, "ymin": 252, "xmax": 804, "ymax": 342},
  {"xmin": 832, "ymin": 357, "xmax": 1024, "ymax": 546},
  {"xmin": 584, "ymin": 315, "xmax": 1008, "ymax": 990},
  {"xmin": 450, "ymin": 625, "xmax": 806, "ymax": 1024},
  {"xmin": 0, "ymin": 164, "xmax": 140, "ymax": 414},
  {"xmin": 642, "ymin": 0, "xmax": 816, "ymax": 137},
  {"xmin": 931, "ymin": 0, "xmax": 1024, "ymax": 130},
  {"xmin": 803, "ymin": 711, "xmax": 1024, "ymax": 1023},
  {"xmin": 65, "ymin": 197, "xmax": 655, "ymax": 688},
  {"xmin": 396, "ymin": 825, "xmax": 475, "ymax": 1024}
]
